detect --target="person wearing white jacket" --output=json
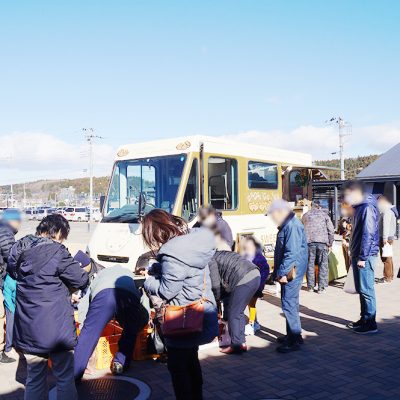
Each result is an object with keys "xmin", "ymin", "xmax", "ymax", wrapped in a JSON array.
[{"xmin": 377, "ymin": 195, "xmax": 397, "ymax": 283}]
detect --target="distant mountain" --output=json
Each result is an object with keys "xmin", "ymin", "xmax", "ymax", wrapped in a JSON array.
[
  {"xmin": 0, "ymin": 176, "xmax": 110, "ymax": 204},
  {"xmin": 316, "ymin": 154, "xmax": 380, "ymax": 180}
]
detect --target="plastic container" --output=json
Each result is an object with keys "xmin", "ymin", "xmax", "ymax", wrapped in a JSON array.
[
  {"xmin": 133, "ymin": 325, "xmax": 157, "ymax": 361},
  {"xmin": 95, "ymin": 321, "xmax": 123, "ymax": 370}
]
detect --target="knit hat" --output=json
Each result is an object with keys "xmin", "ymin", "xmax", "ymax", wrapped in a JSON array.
[
  {"xmin": 2, "ymin": 209, "xmax": 22, "ymax": 222},
  {"xmin": 73, "ymin": 250, "xmax": 91, "ymax": 268}
]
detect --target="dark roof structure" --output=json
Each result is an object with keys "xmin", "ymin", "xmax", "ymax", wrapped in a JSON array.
[{"xmin": 357, "ymin": 143, "xmax": 400, "ymax": 180}]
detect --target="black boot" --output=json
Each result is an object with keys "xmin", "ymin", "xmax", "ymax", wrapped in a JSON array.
[
  {"xmin": 353, "ymin": 319, "xmax": 378, "ymax": 335},
  {"xmin": 276, "ymin": 335, "xmax": 304, "ymax": 345},
  {"xmin": 276, "ymin": 335, "xmax": 302, "ymax": 353}
]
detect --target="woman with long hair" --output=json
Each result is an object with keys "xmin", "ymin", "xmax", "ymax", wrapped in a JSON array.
[{"xmin": 142, "ymin": 209, "xmax": 218, "ymax": 400}]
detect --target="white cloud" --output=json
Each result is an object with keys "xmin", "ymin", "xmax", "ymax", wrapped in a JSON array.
[
  {"xmin": 0, "ymin": 132, "xmax": 115, "ymax": 185},
  {"xmin": 1, "ymin": 123, "xmax": 399, "ymax": 185},
  {"xmin": 221, "ymin": 122, "xmax": 400, "ymax": 160}
]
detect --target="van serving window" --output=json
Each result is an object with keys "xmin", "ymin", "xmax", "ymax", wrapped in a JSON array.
[
  {"xmin": 208, "ymin": 157, "xmax": 238, "ymax": 210},
  {"xmin": 248, "ymin": 161, "xmax": 278, "ymax": 189}
]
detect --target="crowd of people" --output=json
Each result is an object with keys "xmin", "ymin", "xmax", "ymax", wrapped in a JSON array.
[{"xmin": 0, "ymin": 180, "xmax": 398, "ymax": 400}]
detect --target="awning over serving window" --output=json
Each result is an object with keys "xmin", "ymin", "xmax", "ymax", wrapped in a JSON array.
[{"xmin": 281, "ymin": 164, "xmax": 340, "ymax": 180}]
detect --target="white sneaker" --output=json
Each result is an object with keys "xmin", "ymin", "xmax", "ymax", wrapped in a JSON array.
[
  {"xmin": 253, "ymin": 321, "xmax": 261, "ymax": 332},
  {"xmin": 245, "ymin": 323, "xmax": 255, "ymax": 336}
]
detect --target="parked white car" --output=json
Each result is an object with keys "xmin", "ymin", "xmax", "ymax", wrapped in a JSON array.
[
  {"xmin": 36, "ymin": 209, "xmax": 49, "ymax": 220},
  {"xmin": 25, "ymin": 209, "xmax": 39, "ymax": 220},
  {"xmin": 63, "ymin": 207, "xmax": 88, "ymax": 222}
]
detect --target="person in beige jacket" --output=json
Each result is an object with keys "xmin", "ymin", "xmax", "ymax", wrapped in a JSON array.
[{"xmin": 377, "ymin": 195, "xmax": 397, "ymax": 283}]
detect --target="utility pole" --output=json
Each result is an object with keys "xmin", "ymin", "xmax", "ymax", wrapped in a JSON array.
[
  {"xmin": 326, "ymin": 117, "xmax": 352, "ymax": 180},
  {"xmin": 23, "ymin": 182, "xmax": 26, "ymax": 208},
  {"xmin": 10, "ymin": 183, "xmax": 14, "ymax": 208},
  {"xmin": 82, "ymin": 128, "xmax": 103, "ymax": 227}
]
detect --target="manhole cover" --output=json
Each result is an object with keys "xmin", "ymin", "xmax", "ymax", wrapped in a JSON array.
[
  {"xmin": 78, "ymin": 378, "xmax": 139, "ymax": 399},
  {"xmin": 49, "ymin": 376, "xmax": 151, "ymax": 400}
]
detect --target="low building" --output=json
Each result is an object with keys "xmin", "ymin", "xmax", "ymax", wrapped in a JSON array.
[
  {"xmin": 312, "ymin": 142, "xmax": 400, "ymax": 228},
  {"xmin": 356, "ymin": 142, "xmax": 400, "ymax": 211}
]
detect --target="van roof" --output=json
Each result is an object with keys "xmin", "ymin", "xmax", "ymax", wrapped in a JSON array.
[{"xmin": 115, "ymin": 135, "xmax": 312, "ymax": 166}]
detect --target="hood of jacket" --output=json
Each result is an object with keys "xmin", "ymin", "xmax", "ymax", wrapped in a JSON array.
[
  {"xmin": 158, "ymin": 227, "xmax": 216, "ymax": 269},
  {"xmin": 10, "ymin": 235, "xmax": 59, "ymax": 273}
]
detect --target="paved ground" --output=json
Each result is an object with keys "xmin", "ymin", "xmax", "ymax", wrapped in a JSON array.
[{"xmin": 2, "ymin": 222, "xmax": 400, "ymax": 399}]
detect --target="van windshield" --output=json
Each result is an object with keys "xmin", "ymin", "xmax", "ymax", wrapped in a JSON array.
[{"xmin": 103, "ymin": 154, "xmax": 187, "ymax": 223}]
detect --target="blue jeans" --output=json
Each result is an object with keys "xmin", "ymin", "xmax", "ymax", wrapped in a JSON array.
[
  {"xmin": 351, "ymin": 256, "xmax": 377, "ymax": 322},
  {"xmin": 281, "ymin": 273, "xmax": 304, "ymax": 338}
]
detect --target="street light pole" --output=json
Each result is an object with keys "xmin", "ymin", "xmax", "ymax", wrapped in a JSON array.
[{"xmin": 82, "ymin": 128, "xmax": 103, "ymax": 228}]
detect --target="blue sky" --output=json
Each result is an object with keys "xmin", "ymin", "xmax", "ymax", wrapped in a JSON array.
[{"xmin": 1, "ymin": 0, "xmax": 399, "ymax": 183}]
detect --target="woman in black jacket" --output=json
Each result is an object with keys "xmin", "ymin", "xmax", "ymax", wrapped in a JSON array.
[
  {"xmin": 209, "ymin": 251, "xmax": 260, "ymax": 354},
  {"xmin": 8, "ymin": 215, "xmax": 88, "ymax": 400}
]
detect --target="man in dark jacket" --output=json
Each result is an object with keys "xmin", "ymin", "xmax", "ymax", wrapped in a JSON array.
[
  {"xmin": 302, "ymin": 200, "xmax": 335, "ymax": 293},
  {"xmin": 209, "ymin": 251, "xmax": 260, "ymax": 354},
  {"xmin": 343, "ymin": 180, "xmax": 380, "ymax": 334},
  {"xmin": 8, "ymin": 215, "xmax": 88, "ymax": 400},
  {"xmin": 269, "ymin": 200, "xmax": 308, "ymax": 353},
  {"xmin": 0, "ymin": 209, "xmax": 21, "ymax": 363}
]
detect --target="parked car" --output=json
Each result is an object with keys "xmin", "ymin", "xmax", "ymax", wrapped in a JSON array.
[
  {"xmin": 36, "ymin": 209, "xmax": 50, "ymax": 220},
  {"xmin": 63, "ymin": 207, "xmax": 88, "ymax": 222},
  {"xmin": 25, "ymin": 209, "xmax": 39, "ymax": 220}
]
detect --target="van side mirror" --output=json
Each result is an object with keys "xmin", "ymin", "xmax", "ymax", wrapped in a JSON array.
[{"xmin": 99, "ymin": 195, "xmax": 105, "ymax": 213}]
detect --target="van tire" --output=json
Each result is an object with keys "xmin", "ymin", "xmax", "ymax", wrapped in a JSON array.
[{"xmin": 77, "ymin": 217, "xmax": 82, "ymax": 222}]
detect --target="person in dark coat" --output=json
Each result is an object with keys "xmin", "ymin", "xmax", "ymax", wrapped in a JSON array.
[
  {"xmin": 343, "ymin": 180, "xmax": 380, "ymax": 334},
  {"xmin": 209, "ymin": 250, "xmax": 260, "ymax": 354},
  {"xmin": 142, "ymin": 209, "xmax": 218, "ymax": 400},
  {"xmin": 0, "ymin": 209, "xmax": 21, "ymax": 364},
  {"xmin": 196, "ymin": 206, "xmax": 234, "ymax": 249},
  {"xmin": 73, "ymin": 251, "xmax": 149, "ymax": 379},
  {"xmin": 7, "ymin": 215, "xmax": 88, "ymax": 400},
  {"xmin": 269, "ymin": 200, "xmax": 308, "ymax": 353}
]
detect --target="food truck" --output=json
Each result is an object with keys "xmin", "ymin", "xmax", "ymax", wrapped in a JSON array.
[{"xmin": 87, "ymin": 135, "xmax": 330, "ymax": 271}]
